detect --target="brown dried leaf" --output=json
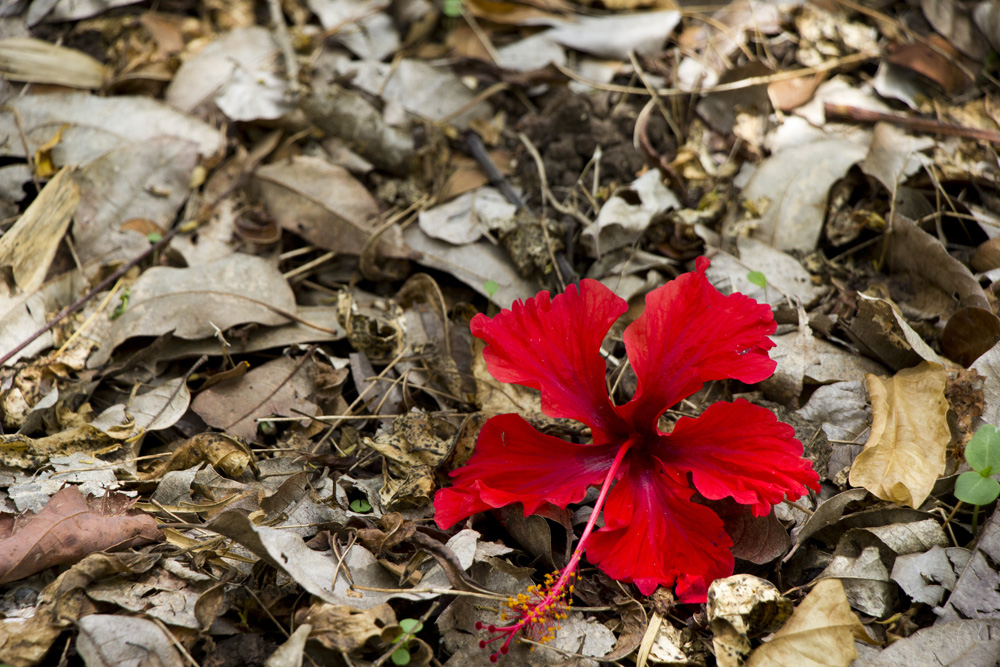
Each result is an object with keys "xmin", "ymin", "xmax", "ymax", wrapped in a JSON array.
[
  {"xmin": 849, "ymin": 362, "xmax": 950, "ymax": 508},
  {"xmin": 0, "ymin": 486, "xmax": 161, "ymax": 584},
  {"xmin": 252, "ymin": 155, "xmax": 406, "ymax": 257},
  {"xmin": 191, "ymin": 356, "xmax": 318, "ymax": 443},
  {"xmin": 745, "ymin": 579, "xmax": 870, "ymax": 667}
]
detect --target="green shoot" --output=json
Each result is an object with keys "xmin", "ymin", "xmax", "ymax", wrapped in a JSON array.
[
  {"xmin": 954, "ymin": 424, "xmax": 1000, "ymax": 532},
  {"xmin": 350, "ymin": 498, "xmax": 372, "ymax": 513},
  {"xmin": 747, "ymin": 271, "xmax": 767, "ymax": 289},
  {"xmin": 391, "ymin": 618, "xmax": 424, "ymax": 665}
]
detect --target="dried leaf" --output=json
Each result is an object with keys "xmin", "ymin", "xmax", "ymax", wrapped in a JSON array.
[
  {"xmin": 746, "ymin": 138, "xmax": 867, "ymax": 253},
  {"xmin": 0, "ymin": 167, "xmax": 79, "ymax": 293},
  {"xmin": 76, "ymin": 615, "xmax": 185, "ymax": 667},
  {"xmin": 745, "ymin": 579, "xmax": 869, "ymax": 667},
  {"xmin": 849, "ymin": 362, "xmax": 950, "ymax": 508},
  {"xmin": 854, "ymin": 619, "xmax": 1000, "ymax": 667},
  {"xmin": 0, "ymin": 93, "xmax": 222, "ymax": 167},
  {"xmin": 0, "ymin": 37, "xmax": 105, "ymax": 88},
  {"xmin": 295, "ymin": 602, "xmax": 396, "ymax": 652},
  {"xmin": 937, "ymin": 508, "xmax": 1000, "ymax": 623},
  {"xmin": 191, "ymin": 356, "xmax": 318, "ymax": 442},
  {"xmin": 89, "ymin": 253, "xmax": 296, "ymax": 367},
  {"xmin": 0, "ymin": 486, "xmax": 161, "ymax": 584},
  {"xmin": 252, "ymin": 156, "xmax": 404, "ymax": 256},
  {"xmin": 708, "ymin": 575, "xmax": 792, "ymax": 667}
]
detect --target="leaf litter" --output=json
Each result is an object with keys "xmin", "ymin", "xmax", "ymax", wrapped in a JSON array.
[{"xmin": 0, "ymin": 0, "xmax": 998, "ymax": 665}]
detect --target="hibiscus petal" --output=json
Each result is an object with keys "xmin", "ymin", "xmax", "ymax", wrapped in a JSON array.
[
  {"xmin": 585, "ymin": 454, "xmax": 734, "ymax": 603},
  {"xmin": 661, "ymin": 399, "xmax": 821, "ymax": 517},
  {"xmin": 434, "ymin": 414, "xmax": 619, "ymax": 529},
  {"xmin": 471, "ymin": 279, "xmax": 628, "ymax": 439},
  {"xmin": 620, "ymin": 256, "xmax": 777, "ymax": 430}
]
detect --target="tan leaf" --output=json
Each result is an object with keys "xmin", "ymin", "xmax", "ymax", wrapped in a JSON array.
[
  {"xmin": 849, "ymin": 361, "xmax": 950, "ymax": 508},
  {"xmin": 0, "ymin": 167, "xmax": 78, "ymax": 293},
  {"xmin": 745, "ymin": 579, "xmax": 869, "ymax": 667}
]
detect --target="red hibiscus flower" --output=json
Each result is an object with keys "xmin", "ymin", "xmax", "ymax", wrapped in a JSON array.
[{"xmin": 434, "ymin": 257, "xmax": 819, "ymax": 659}]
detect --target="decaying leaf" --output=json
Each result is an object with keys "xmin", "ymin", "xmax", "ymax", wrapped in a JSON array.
[
  {"xmin": 0, "ymin": 424, "xmax": 117, "ymax": 469},
  {"xmin": 364, "ymin": 411, "xmax": 456, "ymax": 508},
  {"xmin": 295, "ymin": 602, "xmax": 397, "ymax": 653},
  {"xmin": 708, "ymin": 574, "xmax": 792, "ymax": 667},
  {"xmin": 849, "ymin": 362, "xmax": 950, "ymax": 508},
  {"xmin": 0, "ymin": 486, "xmax": 161, "ymax": 584},
  {"xmin": 745, "ymin": 579, "xmax": 870, "ymax": 667},
  {"xmin": 142, "ymin": 432, "xmax": 254, "ymax": 481}
]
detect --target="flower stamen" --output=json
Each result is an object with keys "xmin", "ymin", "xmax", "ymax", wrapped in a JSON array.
[{"xmin": 476, "ymin": 438, "xmax": 635, "ymax": 661}]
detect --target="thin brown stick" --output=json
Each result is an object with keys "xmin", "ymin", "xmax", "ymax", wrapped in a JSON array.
[{"xmin": 824, "ymin": 103, "xmax": 1000, "ymax": 144}]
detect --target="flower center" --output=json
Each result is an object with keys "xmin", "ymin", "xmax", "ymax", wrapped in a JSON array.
[{"xmin": 475, "ymin": 438, "xmax": 635, "ymax": 661}]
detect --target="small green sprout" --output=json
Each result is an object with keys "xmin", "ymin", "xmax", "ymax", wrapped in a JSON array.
[
  {"xmin": 442, "ymin": 0, "xmax": 462, "ymax": 17},
  {"xmin": 484, "ymin": 279, "xmax": 499, "ymax": 299},
  {"xmin": 147, "ymin": 232, "xmax": 163, "ymax": 243},
  {"xmin": 746, "ymin": 271, "xmax": 767, "ymax": 289},
  {"xmin": 109, "ymin": 286, "xmax": 131, "ymax": 320},
  {"xmin": 955, "ymin": 424, "xmax": 1000, "ymax": 532},
  {"xmin": 350, "ymin": 498, "xmax": 372, "ymax": 513},
  {"xmin": 391, "ymin": 618, "xmax": 424, "ymax": 665}
]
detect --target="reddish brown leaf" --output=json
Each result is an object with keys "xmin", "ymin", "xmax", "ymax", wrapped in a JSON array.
[{"xmin": 0, "ymin": 486, "xmax": 161, "ymax": 584}]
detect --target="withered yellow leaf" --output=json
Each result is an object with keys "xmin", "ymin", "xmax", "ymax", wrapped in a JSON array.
[
  {"xmin": 745, "ymin": 579, "xmax": 870, "ymax": 667},
  {"xmin": 849, "ymin": 361, "xmax": 950, "ymax": 508}
]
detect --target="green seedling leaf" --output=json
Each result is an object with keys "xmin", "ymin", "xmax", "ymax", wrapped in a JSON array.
[
  {"xmin": 109, "ymin": 287, "xmax": 131, "ymax": 320},
  {"xmin": 747, "ymin": 271, "xmax": 767, "ymax": 289},
  {"xmin": 484, "ymin": 279, "xmax": 499, "ymax": 298},
  {"xmin": 147, "ymin": 232, "xmax": 163, "ymax": 243},
  {"xmin": 442, "ymin": 0, "xmax": 462, "ymax": 17},
  {"xmin": 955, "ymin": 471, "xmax": 1000, "ymax": 506},
  {"xmin": 965, "ymin": 424, "xmax": 1000, "ymax": 473},
  {"xmin": 391, "ymin": 647, "xmax": 411, "ymax": 665},
  {"xmin": 350, "ymin": 498, "xmax": 372, "ymax": 513},
  {"xmin": 398, "ymin": 618, "xmax": 423, "ymax": 634}
]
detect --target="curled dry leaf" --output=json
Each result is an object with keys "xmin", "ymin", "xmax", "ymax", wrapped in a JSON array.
[
  {"xmin": 0, "ymin": 167, "xmax": 79, "ymax": 294},
  {"xmin": 142, "ymin": 432, "xmax": 254, "ymax": 481},
  {"xmin": 294, "ymin": 602, "xmax": 397, "ymax": 653},
  {"xmin": 849, "ymin": 362, "xmax": 950, "ymax": 508},
  {"xmin": 708, "ymin": 574, "xmax": 792, "ymax": 667},
  {"xmin": 745, "ymin": 579, "xmax": 870, "ymax": 667},
  {"xmin": 0, "ymin": 486, "xmax": 161, "ymax": 584}
]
